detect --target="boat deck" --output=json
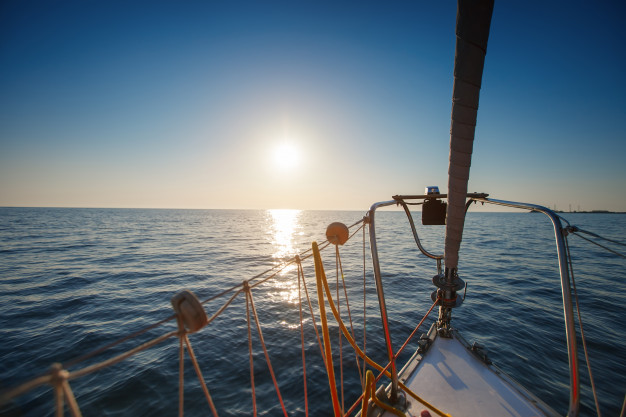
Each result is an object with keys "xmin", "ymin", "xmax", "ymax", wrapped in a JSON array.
[{"xmin": 383, "ymin": 330, "xmax": 558, "ymax": 417}]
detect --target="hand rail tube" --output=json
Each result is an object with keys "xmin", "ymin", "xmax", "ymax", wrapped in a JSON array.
[
  {"xmin": 473, "ymin": 197, "xmax": 580, "ymax": 417},
  {"xmin": 398, "ymin": 200, "xmax": 444, "ymax": 261},
  {"xmin": 366, "ymin": 200, "xmax": 400, "ymax": 403}
]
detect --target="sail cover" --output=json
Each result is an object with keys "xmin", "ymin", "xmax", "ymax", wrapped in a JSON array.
[{"xmin": 445, "ymin": 0, "xmax": 494, "ymax": 271}]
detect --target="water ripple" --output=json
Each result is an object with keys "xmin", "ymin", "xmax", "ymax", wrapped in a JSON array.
[{"xmin": 0, "ymin": 209, "xmax": 624, "ymax": 416}]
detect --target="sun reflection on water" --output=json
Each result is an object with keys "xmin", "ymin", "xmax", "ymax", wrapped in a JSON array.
[
  {"xmin": 268, "ymin": 209, "xmax": 302, "ymax": 261},
  {"xmin": 266, "ymin": 209, "xmax": 303, "ymax": 308}
]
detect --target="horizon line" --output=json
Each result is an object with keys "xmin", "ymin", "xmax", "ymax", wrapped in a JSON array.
[{"xmin": 2, "ymin": 205, "xmax": 616, "ymax": 214}]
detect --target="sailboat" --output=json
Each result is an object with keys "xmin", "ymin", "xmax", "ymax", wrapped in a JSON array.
[{"xmin": 1, "ymin": 1, "xmax": 623, "ymax": 416}]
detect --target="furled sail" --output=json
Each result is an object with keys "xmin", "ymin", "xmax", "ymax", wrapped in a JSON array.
[{"xmin": 445, "ymin": 0, "xmax": 494, "ymax": 272}]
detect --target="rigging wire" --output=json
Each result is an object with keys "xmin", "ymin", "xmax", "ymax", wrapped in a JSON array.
[
  {"xmin": 575, "ymin": 228, "xmax": 626, "ymax": 247},
  {"xmin": 570, "ymin": 231, "xmax": 626, "ymax": 259},
  {"xmin": 562, "ymin": 224, "xmax": 625, "ymax": 258},
  {"xmin": 564, "ymin": 233, "xmax": 602, "ymax": 417}
]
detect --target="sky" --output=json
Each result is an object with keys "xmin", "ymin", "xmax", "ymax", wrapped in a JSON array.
[{"xmin": 1, "ymin": 1, "xmax": 625, "ymax": 211}]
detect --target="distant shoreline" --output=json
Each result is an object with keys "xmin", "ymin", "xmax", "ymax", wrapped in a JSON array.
[
  {"xmin": 530, "ymin": 209, "xmax": 626, "ymax": 214},
  {"xmin": 1, "ymin": 206, "xmax": 625, "ymax": 214}
]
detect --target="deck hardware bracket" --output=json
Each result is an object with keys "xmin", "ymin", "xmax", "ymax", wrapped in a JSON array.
[
  {"xmin": 562, "ymin": 225, "xmax": 579, "ymax": 237},
  {"xmin": 471, "ymin": 342, "xmax": 492, "ymax": 364},
  {"xmin": 417, "ymin": 334, "xmax": 432, "ymax": 354}
]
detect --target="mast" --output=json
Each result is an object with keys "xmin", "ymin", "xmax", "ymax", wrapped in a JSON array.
[{"xmin": 441, "ymin": 0, "xmax": 494, "ymax": 327}]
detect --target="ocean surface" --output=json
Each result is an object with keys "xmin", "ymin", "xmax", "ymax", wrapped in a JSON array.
[{"xmin": 0, "ymin": 207, "xmax": 625, "ymax": 416}]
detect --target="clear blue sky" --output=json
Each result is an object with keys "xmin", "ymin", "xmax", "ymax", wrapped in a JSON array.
[{"xmin": 1, "ymin": 1, "xmax": 624, "ymax": 211}]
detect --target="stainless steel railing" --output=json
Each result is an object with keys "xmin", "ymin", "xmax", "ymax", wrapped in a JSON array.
[
  {"xmin": 366, "ymin": 196, "xmax": 580, "ymax": 416},
  {"xmin": 472, "ymin": 197, "xmax": 579, "ymax": 417}
]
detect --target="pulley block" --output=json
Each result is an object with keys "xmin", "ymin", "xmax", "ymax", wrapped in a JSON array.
[{"xmin": 171, "ymin": 290, "xmax": 208, "ymax": 333}]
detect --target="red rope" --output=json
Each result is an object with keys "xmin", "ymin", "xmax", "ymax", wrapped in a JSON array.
[
  {"xmin": 394, "ymin": 298, "xmax": 439, "ymax": 359},
  {"xmin": 343, "ymin": 298, "xmax": 439, "ymax": 417}
]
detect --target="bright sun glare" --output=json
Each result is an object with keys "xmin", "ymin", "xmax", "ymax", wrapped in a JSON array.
[{"xmin": 273, "ymin": 142, "xmax": 300, "ymax": 171}]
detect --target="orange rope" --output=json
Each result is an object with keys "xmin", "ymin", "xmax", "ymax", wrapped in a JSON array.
[
  {"xmin": 313, "ymin": 242, "xmax": 342, "ymax": 417},
  {"xmin": 50, "ymin": 364, "xmax": 82, "ymax": 417},
  {"xmin": 63, "ymin": 314, "xmax": 176, "ymax": 369},
  {"xmin": 297, "ymin": 263, "xmax": 309, "ymax": 417},
  {"xmin": 344, "ymin": 298, "xmax": 439, "ymax": 416},
  {"xmin": 68, "ymin": 331, "xmax": 177, "ymax": 381},
  {"xmin": 54, "ymin": 380, "xmax": 63, "ymax": 417},
  {"xmin": 183, "ymin": 334, "xmax": 219, "ymax": 417},
  {"xmin": 345, "ymin": 360, "xmax": 395, "ymax": 416},
  {"xmin": 60, "ymin": 378, "xmax": 82, "ymax": 417},
  {"xmin": 337, "ymin": 245, "xmax": 363, "ymax": 388},
  {"xmin": 361, "ymin": 370, "xmax": 405, "ymax": 417},
  {"xmin": 312, "ymin": 242, "xmax": 449, "ymax": 417},
  {"xmin": 178, "ymin": 333, "xmax": 184, "ymax": 417},
  {"xmin": 343, "ymin": 298, "xmax": 439, "ymax": 417},
  {"xmin": 245, "ymin": 284, "xmax": 257, "ymax": 417},
  {"xmin": 298, "ymin": 258, "xmax": 327, "ymax": 366},
  {"xmin": 247, "ymin": 287, "xmax": 289, "ymax": 417},
  {"xmin": 336, "ymin": 246, "xmax": 345, "ymax": 414},
  {"xmin": 3, "ymin": 220, "xmax": 375, "ymax": 415}
]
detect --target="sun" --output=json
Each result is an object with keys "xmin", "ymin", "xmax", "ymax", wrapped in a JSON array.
[{"xmin": 272, "ymin": 142, "xmax": 300, "ymax": 171}]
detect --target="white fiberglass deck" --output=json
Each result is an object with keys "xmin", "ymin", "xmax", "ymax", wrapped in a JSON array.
[{"xmin": 387, "ymin": 332, "xmax": 558, "ymax": 417}]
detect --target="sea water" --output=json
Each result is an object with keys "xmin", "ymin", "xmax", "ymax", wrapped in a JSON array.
[{"xmin": 0, "ymin": 207, "xmax": 624, "ymax": 416}]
